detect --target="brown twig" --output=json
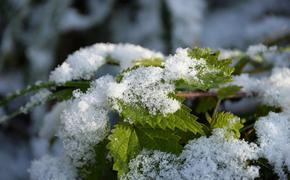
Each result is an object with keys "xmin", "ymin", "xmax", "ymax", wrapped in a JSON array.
[{"xmin": 176, "ymin": 91, "xmax": 247, "ymax": 99}]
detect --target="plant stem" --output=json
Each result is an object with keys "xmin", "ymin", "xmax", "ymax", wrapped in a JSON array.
[
  {"xmin": 0, "ymin": 81, "xmax": 55, "ymax": 106},
  {"xmin": 213, "ymin": 99, "xmax": 221, "ymax": 117},
  {"xmin": 176, "ymin": 91, "xmax": 246, "ymax": 99}
]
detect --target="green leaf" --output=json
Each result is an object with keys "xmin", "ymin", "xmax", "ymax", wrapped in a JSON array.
[
  {"xmin": 217, "ymin": 85, "xmax": 241, "ymax": 99},
  {"xmin": 51, "ymin": 89, "xmax": 74, "ymax": 101},
  {"xmin": 185, "ymin": 48, "xmax": 234, "ymax": 90},
  {"xmin": 107, "ymin": 124, "xmax": 183, "ymax": 178},
  {"xmin": 133, "ymin": 58, "xmax": 164, "ymax": 67},
  {"xmin": 106, "ymin": 56, "xmax": 164, "ymax": 67},
  {"xmin": 254, "ymin": 105, "xmax": 282, "ymax": 117},
  {"xmin": 107, "ymin": 124, "xmax": 141, "ymax": 178},
  {"xmin": 115, "ymin": 58, "xmax": 164, "ymax": 83},
  {"xmin": 233, "ymin": 56, "xmax": 250, "ymax": 75},
  {"xmin": 0, "ymin": 80, "xmax": 90, "ymax": 108},
  {"xmin": 0, "ymin": 81, "xmax": 55, "ymax": 107},
  {"xmin": 82, "ymin": 140, "xmax": 116, "ymax": 180},
  {"xmin": 135, "ymin": 127, "xmax": 182, "ymax": 154},
  {"xmin": 196, "ymin": 97, "xmax": 217, "ymax": 113},
  {"xmin": 211, "ymin": 112, "xmax": 244, "ymax": 138},
  {"xmin": 119, "ymin": 101, "xmax": 205, "ymax": 135}
]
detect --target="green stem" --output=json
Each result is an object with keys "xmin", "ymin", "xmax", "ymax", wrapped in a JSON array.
[
  {"xmin": 0, "ymin": 81, "xmax": 55, "ymax": 106},
  {"xmin": 213, "ymin": 98, "xmax": 221, "ymax": 117},
  {"xmin": 0, "ymin": 80, "xmax": 91, "ymax": 107},
  {"xmin": 240, "ymin": 123, "xmax": 255, "ymax": 133},
  {"xmin": 0, "ymin": 91, "xmax": 59, "ymax": 123}
]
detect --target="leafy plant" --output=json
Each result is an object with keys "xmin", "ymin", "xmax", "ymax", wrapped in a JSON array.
[{"xmin": 1, "ymin": 43, "xmax": 290, "ymax": 179}]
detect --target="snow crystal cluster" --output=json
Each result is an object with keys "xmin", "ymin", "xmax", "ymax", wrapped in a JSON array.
[
  {"xmin": 29, "ymin": 156, "xmax": 77, "ymax": 180},
  {"xmin": 123, "ymin": 150, "xmax": 180, "ymax": 180},
  {"xmin": 233, "ymin": 68, "xmax": 290, "ymax": 110},
  {"xmin": 20, "ymin": 89, "xmax": 52, "ymax": 114},
  {"xmin": 49, "ymin": 43, "xmax": 164, "ymax": 83},
  {"xmin": 164, "ymin": 48, "xmax": 208, "ymax": 82},
  {"xmin": 109, "ymin": 47, "xmax": 219, "ymax": 115},
  {"xmin": 246, "ymin": 44, "xmax": 276, "ymax": 59},
  {"xmin": 39, "ymin": 102, "xmax": 68, "ymax": 139},
  {"xmin": 179, "ymin": 129, "xmax": 260, "ymax": 179},
  {"xmin": 255, "ymin": 112, "xmax": 290, "ymax": 179},
  {"xmin": 233, "ymin": 67, "xmax": 290, "ymax": 178},
  {"xmin": 246, "ymin": 44, "xmax": 290, "ymax": 67},
  {"xmin": 109, "ymin": 67, "xmax": 180, "ymax": 115},
  {"xmin": 124, "ymin": 129, "xmax": 260, "ymax": 180},
  {"xmin": 59, "ymin": 75, "xmax": 114, "ymax": 167}
]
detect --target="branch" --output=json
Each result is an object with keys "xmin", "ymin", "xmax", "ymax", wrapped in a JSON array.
[
  {"xmin": 263, "ymin": 32, "xmax": 290, "ymax": 46},
  {"xmin": 176, "ymin": 91, "xmax": 247, "ymax": 99}
]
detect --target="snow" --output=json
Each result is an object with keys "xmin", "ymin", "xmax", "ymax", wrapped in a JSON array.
[
  {"xmin": 20, "ymin": 89, "xmax": 52, "ymax": 114},
  {"xmin": 109, "ymin": 66, "xmax": 180, "ymax": 115},
  {"xmin": 233, "ymin": 68, "xmax": 290, "ymax": 111},
  {"xmin": 124, "ymin": 150, "xmax": 180, "ymax": 180},
  {"xmin": 179, "ymin": 129, "xmax": 260, "ymax": 179},
  {"xmin": 124, "ymin": 129, "xmax": 260, "ymax": 180},
  {"xmin": 49, "ymin": 43, "xmax": 164, "ymax": 83},
  {"xmin": 255, "ymin": 112, "xmax": 290, "ymax": 179},
  {"xmin": 29, "ymin": 156, "xmax": 77, "ymax": 180},
  {"xmin": 58, "ymin": 76, "xmax": 113, "ymax": 167},
  {"xmin": 39, "ymin": 102, "xmax": 68, "ymax": 139},
  {"xmin": 233, "ymin": 68, "xmax": 290, "ymax": 179},
  {"xmin": 164, "ymin": 48, "xmax": 207, "ymax": 82}
]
